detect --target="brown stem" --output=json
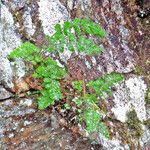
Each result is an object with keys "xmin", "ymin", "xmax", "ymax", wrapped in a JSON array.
[{"xmin": 83, "ymin": 78, "xmax": 86, "ymax": 103}]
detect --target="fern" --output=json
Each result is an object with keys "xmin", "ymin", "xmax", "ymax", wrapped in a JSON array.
[
  {"xmin": 72, "ymin": 72, "xmax": 124, "ymax": 138},
  {"xmin": 87, "ymin": 73, "xmax": 124, "ymax": 98},
  {"xmin": 9, "ymin": 18, "xmax": 124, "ymax": 139},
  {"xmin": 46, "ymin": 18, "xmax": 106, "ymax": 55}
]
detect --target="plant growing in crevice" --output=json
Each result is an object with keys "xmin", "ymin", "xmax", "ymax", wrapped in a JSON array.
[
  {"xmin": 70, "ymin": 73, "xmax": 124, "ymax": 138},
  {"xmin": 9, "ymin": 18, "xmax": 124, "ymax": 138}
]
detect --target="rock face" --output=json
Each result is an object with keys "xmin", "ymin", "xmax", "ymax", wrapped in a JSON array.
[
  {"xmin": 38, "ymin": 0, "xmax": 70, "ymax": 36},
  {"xmin": 0, "ymin": 0, "xmax": 150, "ymax": 149},
  {"xmin": 0, "ymin": 3, "xmax": 21, "ymax": 88},
  {"xmin": 0, "ymin": 86, "xmax": 13, "ymax": 100},
  {"xmin": 0, "ymin": 98, "xmax": 101, "ymax": 149},
  {"xmin": 112, "ymin": 76, "xmax": 147, "ymax": 123}
]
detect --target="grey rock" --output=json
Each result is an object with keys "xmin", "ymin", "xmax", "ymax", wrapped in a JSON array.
[
  {"xmin": 0, "ymin": 3, "xmax": 21, "ymax": 88},
  {"xmin": 50, "ymin": 115, "xmax": 60, "ymax": 129},
  {"xmin": 23, "ymin": 8, "xmax": 36, "ymax": 38},
  {"xmin": 111, "ymin": 76, "xmax": 147, "ymax": 122},
  {"xmin": 38, "ymin": 0, "xmax": 70, "ymax": 36},
  {"xmin": 0, "ymin": 85, "xmax": 12, "ymax": 100},
  {"xmin": 140, "ymin": 126, "xmax": 150, "ymax": 149},
  {"xmin": 2, "ymin": 0, "xmax": 27, "ymax": 11}
]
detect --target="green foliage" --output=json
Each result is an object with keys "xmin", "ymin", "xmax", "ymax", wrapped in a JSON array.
[
  {"xmin": 71, "ymin": 73, "xmax": 124, "ymax": 138},
  {"xmin": 87, "ymin": 73, "xmax": 124, "ymax": 98},
  {"xmin": 84, "ymin": 99, "xmax": 110, "ymax": 138},
  {"xmin": 46, "ymin": 18, "xmax": 106, "ymax": 56},
  {"xmin": 72, "ymin": 80, "xmax": 83, "ymax": 92},
  {"xmin": 38, "ymin": 80, "xmax": 63, "ymax": 110},
  {"xmin": 145, "ymin": 89, "xmax": 150, "ymax": 105},
  {"xmin": 84, "ymin": 108, "xmax": 102, "ymax": 134},
  {"xmin": 9, "ymin": 42, "xmax": 42, "ymax": 65},
  {"xmin": 9, "ymin": 18, "xmax": 124, "ymax": 139},
  {"xmin": 64, "ymin": 103, "xmax": 71, "ymax": 110},
  {"xmin": 10, "ymin": 42, "xmax": 66, "ymax": 110},
  {"xmin": 74, "ymin": 97, "xmax": 83, "ymax": 107},
  {"xmin": 126, "ymin": 110, "xmax": 143, "ymax": 139}
]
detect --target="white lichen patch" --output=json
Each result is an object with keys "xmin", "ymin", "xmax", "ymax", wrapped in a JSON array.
[
  {"xmin": 0, "ymin": 4, "xmax": 22, "ymax": 88},
  {"xmin": 85, "ymin": 60, "xmax": 92, "ymax": 69},
  {"xmin": 115, "ymin": 58, "xmax": 135, "ymax": 73},
  {"xmin": 91, "ymin": 57, "xmax": 97, "ymax": 65},
  {"xmin": 67, "ymin": 0, "xmax": 74, "ymax": 10},
  {"xmin": 111, "ymin": 76, "xmax": 147, "ymax": 123},
  {"xmin": 97, "ymin": 134, "xmax": 130, "ymax": 150},
  {"xmin": 23, "ymin": 8, "xmax": 36, "ymax": 37},
  {"xmin": 140, "ymin": 126, "xmax": 150, "ymax": 148},
  {"xmin": 0, "ymin": 4, "xmax": 21, "ymax": 55},
  {"xmin": 58, "ymin": 47, "xmax": 72, "ymax": 63},
  {"xmin": 24, "ymin": 120, "xmax": 32, "ymax": 126},
  {"xmin": 38, "ymin": 0, "xmax": 72, "ymax": 63},
  {"xmin": 38, "ymin": 0, "xmax": 70, "ymax": 36},
  {"xmin": 81, "ymin": 0, "xmax": 92, "ymax": 11},
  {"xmin": 0, "ymin": 85, "xmax": 12, "ymax": 100},
  {"xmin": 20, "ymin": 99, "xmax": 33, "ymax": 107},
  {"xmin": 11, "ymin": 59, "xmax": 26, "ymax": 80}
]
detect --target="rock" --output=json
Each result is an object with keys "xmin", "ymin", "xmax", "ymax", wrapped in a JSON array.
[
  {"xmin": 38, "ymin": 0, "xmax": 73, "ymax": 63},
  {"xmin": 97, "ymin": 136, "xmax": 130, "ymax": 150},
  {"xmin": 0, "ymin": 3, "xmax": 21, "ymax": 88},
  {"xmin": 0, "ymin": 58, "xmax": 14, "ymax": 88},
  {"xmin": 0, "ymin": 86, "xmax": 12, "ymax": 100},
  {"xmin": 38, "ymin": 0, "xmax": 70, "ymax": 36},
  {"xmin": 11, "ymin": 59, "xmax": 26, "ymax": 80},
  {"xmin": 12, "ymin": 79, "xmax": 29, "ymax": 94},
  {"xmin": 0, "ymin": 0, "xmax": 150, "ymax": 149},
  {"xmin": 50, "ymin": 115, "xmax": 60, "ymax": 129},
  {"xmin": 2, "ymin": 0, "xmax": 27, "ymax": 11},
  {"xmin": 23, "ymin": 8, "xmax": 36, "ymax": 38},
  {"xmin": 0, "ymin": 98, "xmax": 100, "ymax": 149},
  {"xmin": 111, "ymin": 76, "xmax": 147, "ymax": 123},
  {"xmin": 0, "ymin": 3, "xmax": 21, "ymax": 55},
  {"xmin": 140, "ymin": 126, "xmax": 150, "ymax": 149}
]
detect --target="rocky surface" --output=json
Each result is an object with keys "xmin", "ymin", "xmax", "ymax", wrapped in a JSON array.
[
  {"xmin": 0, "ymin": 2, "xmax": 21, "ymax": 88},
  {"xmin": 0, "ymin": 97, "xmax": 101, "ymax": 150},
  {"xmin": 0, "ymin": 86, "xmax": 13, "ymax": 100},
  {"xmin": 112, "ymin": 76, "xmax": 147, "ymax": 123},
  {"xmin": 0, "ymin": 0, "xmax": 150, "ymax": 149},
  {"xmin": 38, "ymin": 0, "xmax": 70, "ymax": 36}
]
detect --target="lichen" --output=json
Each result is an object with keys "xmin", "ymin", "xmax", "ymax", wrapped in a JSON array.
[{"xmin": 111, "ymin": 76, "xmax": 147, "ymax": 123}]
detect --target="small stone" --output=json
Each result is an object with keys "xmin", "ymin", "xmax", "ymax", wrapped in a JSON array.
[
  {"xmin": 0, "ymin": 86, "xmax": 12, "ymax": 100},
  {"xmin": 0, "ymin": 4, "xmax": 21, "ymax": 88},
  {"xmin": 13, "ymin": 79, "xmax": 29, "ymax": 93},
  {"xmin": 8, "ymin": 133, "xmax": 14, "ymax": 138},
  {"xmin": 24, "ymin": 120, "xmax": 32, "ymax": 126},
  {"xmin": 111, "ymin": 76, "xmax": 147, "ymax": 122},
  {"xmin": 22, "ymin": 99, "xmax": 33, "ymax": 107},
  {"xmin": 20, "ymin": 128, "xmax": 24, "ymax": 132},
  {"xmin": 50, "ymin": 115, "xmax": 60, "ymax": 129}
]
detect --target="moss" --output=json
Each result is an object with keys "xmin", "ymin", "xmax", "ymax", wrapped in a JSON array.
[
  {"xmin": 144, "ymin": 119, "xmax": 150, "ymax": 129},
  {"xmin": 145, "ymin": 89, "xmax": 150, "ymax": 105},
  {"xmin": 126, "ymin": 109, "xmax": 143, "ymax": 139},
  {"xmin": 134, "ymin": 66, "xmax": 145, "ymax": 76}
]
